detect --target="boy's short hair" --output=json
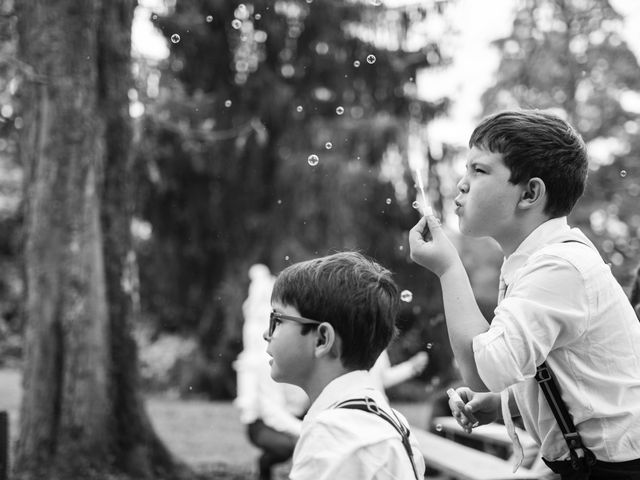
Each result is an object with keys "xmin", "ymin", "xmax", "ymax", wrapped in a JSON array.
[
  {"xmin": 469, "ymin": 110, "xmax": 588, "ymax": 218},
  {"xmin": 271, "ymin": 251, "xmax": 399, "ymax": 370}
]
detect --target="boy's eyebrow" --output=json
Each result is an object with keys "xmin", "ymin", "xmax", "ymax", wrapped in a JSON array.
[{"xmin": 466, "ymin": 160, "xmax": 490, "ymax": 170}]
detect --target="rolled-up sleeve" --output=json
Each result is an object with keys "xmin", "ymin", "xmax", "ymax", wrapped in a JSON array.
[{"xmin": 473, "ymin": 254, "xmax": 589, "ymax": 393}]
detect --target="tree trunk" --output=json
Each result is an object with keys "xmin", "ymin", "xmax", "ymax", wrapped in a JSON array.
[{"xmin": 15, "ymin": 1, "xmax": 186, "ymax": 478}]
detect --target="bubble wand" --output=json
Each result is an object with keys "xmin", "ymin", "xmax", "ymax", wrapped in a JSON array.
[{"xmin": 415, "ymin": 168, "xmax": 433, "ymax": 216}]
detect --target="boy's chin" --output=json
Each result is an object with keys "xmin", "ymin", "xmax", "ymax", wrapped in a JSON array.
[{"xmin": 269, "ymin": 366, "xmax": 287, "ymax": 384}]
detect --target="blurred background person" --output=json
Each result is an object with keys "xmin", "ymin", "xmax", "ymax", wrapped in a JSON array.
[
  {"xmin": 234, "ymin": 264, "xmax": 309, "ymax": 480},
  {"xmin": 369, "ymin": 349, "xmax": 429, "ymax": 398}
]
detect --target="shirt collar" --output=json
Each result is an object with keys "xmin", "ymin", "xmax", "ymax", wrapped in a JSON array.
[
  {"xmin": 305, "ymin": 370, "xmax": 378, "ymax": 422},
  {"xmin": 500, "ymin": 217, "xmax": 590, "ymax": 287}
]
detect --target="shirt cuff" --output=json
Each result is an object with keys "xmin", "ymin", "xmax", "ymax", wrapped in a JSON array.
[{"xmin": 473, "ymin": 327, "xmax": 525, "ymax": 392}]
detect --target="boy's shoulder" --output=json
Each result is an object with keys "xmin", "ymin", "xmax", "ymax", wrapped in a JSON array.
[
  {"xmin": 305, "ymin": 396, "xmax": 407, "ymax": 442},
  {"xmin": 531, "ymin": 237, "xmax": 603, "ymax": 271}
]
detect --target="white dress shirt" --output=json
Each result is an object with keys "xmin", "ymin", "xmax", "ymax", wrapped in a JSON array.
[
  {"xmin": 473, "ymin": 217, "xmax": 640, "ymax": 462},
  {"xmin": 290, "ymin": 370, "xmax": 425, "ymax": 480}
]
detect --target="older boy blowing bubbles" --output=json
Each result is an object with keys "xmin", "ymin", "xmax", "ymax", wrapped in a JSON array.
[
  {"xmin": 263, "ymin": 252, "xmax": 425, "ymax": 480},
  {"xmin": 409, "ymin": 110, "xmax": 640, "ymax": 479}
]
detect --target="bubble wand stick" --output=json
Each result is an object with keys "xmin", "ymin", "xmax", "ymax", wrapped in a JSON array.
[{"xmin": 415, "ymin": 169, "xmax": 433, "ymax": 216}]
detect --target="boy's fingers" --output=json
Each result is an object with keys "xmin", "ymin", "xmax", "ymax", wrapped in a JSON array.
[
  {"xmin": 424, "ymin": 213, "xmax": 442, "ymax": 232},
  {"xmin": 409, "ymin": 217, "xmax": 428, "ymax": 241}
]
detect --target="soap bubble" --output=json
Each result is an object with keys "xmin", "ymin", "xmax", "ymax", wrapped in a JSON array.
[
  {"xmin": 206, "ymin": 15, "xmax": 213, "ymax": 23},
  {"xmin": 224, "ymin": 99, "xmax": 232, "ymax": 107},
  {"xmin": 366, "ymin": 54, "xmax": 376, "ymax": 64},
  {"xmin": 325, "ymin": 142, "xmax": 333, "ymax": 150},
  {"xmin": 296, "ymin": 105, "xmax": 303, "ymax": 112},
  {"xmin": 412, "ymin": 200, "xmax": 420, "ymax": 210},
  {"xmin": 353, "ymin": 60, "xmax": 361, "ymax": 67},
  {"xmin": 171, "ymin": 34, "xmax": 181, "ymax": 44},
  {"xmin": 400, "ymin": 290, "xmax": 413, "ymax": 303},
  {"xmin": 426, "ymin": 343, "xmax": 433, "ymax": 350},
  {"xmin": 620, "ymin": 170, "xmax": 627, "ymax": 178},
  {"xmin": 336, "ymin": 106, "xmax": 344, "ymax": 115},
  {"xmin": 307, "ymin": 154, "xmax": 319, "ymax": 166},
  {"xmin": 231, "ymin": 19, "xmax": 242, "ymax": 29},
  {"xmin": 385, "ymin": 198, "xmax": 392, "ymax": 205},
  {"xmin": 435, "ymin": 424, "xmax": 443, "ymax": 432}
]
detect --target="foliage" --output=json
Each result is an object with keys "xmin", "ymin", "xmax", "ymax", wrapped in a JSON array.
[
  {"xmin": 134, "ymin": 0, "xmax": 453, "ymax": 398},
  {"xmin": 480, "ymin": 0, "xmax": 640, "ymax": 286},
  {"xmin": 0, "ymin": 0, "xmax": 23, "ymax": 353}
]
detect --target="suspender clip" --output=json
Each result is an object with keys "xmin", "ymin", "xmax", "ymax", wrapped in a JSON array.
[{"xmin": 536, "ymin": 364, "xmax": 552, "ymax": 382}]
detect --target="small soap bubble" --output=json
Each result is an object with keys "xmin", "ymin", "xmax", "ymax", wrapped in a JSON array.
[
  {"xmin": 412, "ymin": 200, "xmax": 420, "ymax": 210},
  {"xmin": 400, "ymin": 290, "xmax": 413, "ymax": 303},
  {"xmin": 325, "ymin": 142, "xmax": 333, "ymax": 150},
  {"xmin": 255, "ymin": 13, "xmax": 262, "ymax": 20},
  {"xmin": 620, "ymin": 170, "xmax": 627, "ymax": 177},
  {"xmin": 336, "ymin": 106, "xmax": 344, "ymax": 115},
  {"xmin": 206, "ymin": 15, "xmax": 213, "ymax": 22},
  {"xmin": 296, "ymin": 105, "xmax": 303, "ymax": 112},
  {"xmin": 398, "ymin": 245, "xmax": 404, "ymax": 251},
  {"xmin": 366, "ymin": 54, "xmax": 376, "ymax": 64},
  {"xmin": 277, "ymin": 199, "xmax": 282, "ymax": 205},
  {"xmin": 224, "ymin": 99, "xmax": 232, "ymax": 107},
  {"xmin": 171, "ymin": 34, "xmax": 181, "ymax": 44},
  {"xmin": 353, "ymin": 60, "xmax": 361, "ymax": 67},
  {"xmin": 285, "ymin": 255, "xmax": 290, "ymax": 261},
  {"xmin": 426, "ymin": 342, "xmax": 433, "ymax": 350},
  {"xmin": 307, "ymin": 154, "xmax": 319, "ymax": 166},
  {"xmin": 385, "ymin": 198, "xmax": 392, "ymax": 205},
  {"xmin": 231, "ymin": 19, "xmax": 242, "ymax": 29},
  {"xmin": 435, "ymin": 424, "xmax": 443, "ymax": 432}
]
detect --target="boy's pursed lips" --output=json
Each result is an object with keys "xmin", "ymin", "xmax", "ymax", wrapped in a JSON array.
[{"xmin": 454, "ymin": 197, "xmax": 463, "ymax": 214}]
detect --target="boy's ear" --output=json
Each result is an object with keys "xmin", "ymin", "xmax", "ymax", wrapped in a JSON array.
[
  {"xmin": 518, "ymin": 177, "xmax": 546, "ymax": 210},
  {"xmin": 314, "ymin": 323, "xmax": 340, "ymax": 359}
]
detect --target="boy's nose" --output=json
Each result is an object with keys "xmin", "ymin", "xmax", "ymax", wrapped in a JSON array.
[
  {"xmin": 263, "ymin": 329, "xmax": 270, "ymax": 342},
  {"xmin": 457, "ymin": 177, "xmax": 469, "ymax": 193}
]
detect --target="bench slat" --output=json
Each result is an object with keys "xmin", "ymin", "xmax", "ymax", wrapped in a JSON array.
[{"xmin": 412, "ymin": 428, "xmax": 542, "ymax": 480}]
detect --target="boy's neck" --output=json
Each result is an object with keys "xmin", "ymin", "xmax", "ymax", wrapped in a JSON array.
[
  {"xmin": 496, "ymin": 214, "xmax": 551, "ymax": 257},
  {"xmin": 304, "ymin": 363, "xmax": 351, "ymax": 404}
]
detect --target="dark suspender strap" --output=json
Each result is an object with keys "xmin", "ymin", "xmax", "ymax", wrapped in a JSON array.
[
  {"xmin": 535, "ymin": 362, "xmax": 596, "ymax": 471},
  {"xmin": 335, "ymin": 397, "xmax": 422, "ymax": 480}
]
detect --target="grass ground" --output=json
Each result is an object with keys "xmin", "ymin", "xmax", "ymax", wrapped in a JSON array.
[{"xmin": 0, "ymin": 369, "xmax": 434, "ymax": 479}]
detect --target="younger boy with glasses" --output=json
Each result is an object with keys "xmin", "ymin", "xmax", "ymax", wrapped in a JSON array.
[{"xmin": 264, "ymin": 251, "xmax": 425, "ymax": 480}]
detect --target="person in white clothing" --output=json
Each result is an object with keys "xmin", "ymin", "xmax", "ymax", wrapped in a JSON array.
[
  {"xmin": 409, "ymin": 110, "xmax": 640, "ymax": 480},
  {"xmin": 264, "ymin": 252, "xmax": 426, "ymax": 480},
  {"xmin": 234, "ymin": 264, "xmax": 309, "ymax": 480},
  {"xmin": 369, "ymin": 349, "xmax": 428, "ymax": 397}
]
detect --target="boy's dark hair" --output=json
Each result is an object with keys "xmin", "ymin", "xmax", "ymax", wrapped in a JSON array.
[
  {"xmin": 271, "ymin": 251, "xmax": 399, "ymax": 370},
  {"xmin": 469, "ymin": 110, "xmax": 588, "ymax": 218}
]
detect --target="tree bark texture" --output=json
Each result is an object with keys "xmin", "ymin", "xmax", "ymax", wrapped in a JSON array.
[{"xmin": 15, "ymin": 1, "xmax": 183, "ymax": 478}]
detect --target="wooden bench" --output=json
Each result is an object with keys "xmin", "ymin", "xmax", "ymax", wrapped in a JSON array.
[
  {"xmin": 411, "ymin": 427, "xmax": 545, "ymax": 480},
  {"xmin": 432, "ymin": 416, "xmax": 540, "ymax": 468}
]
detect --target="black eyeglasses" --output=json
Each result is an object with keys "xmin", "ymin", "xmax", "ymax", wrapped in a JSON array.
[{"xmin": 268, "ymin": 311, "xmax": 322, "ymax": 338}]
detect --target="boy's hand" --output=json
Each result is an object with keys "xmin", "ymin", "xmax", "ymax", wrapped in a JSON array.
[
  {"xmin": 409, "ymin": 215, "xmax": 461, "ymax": 277},
  {"xmin": 448, "ymin": 387, "xmax": 500, "ymax": 433}
]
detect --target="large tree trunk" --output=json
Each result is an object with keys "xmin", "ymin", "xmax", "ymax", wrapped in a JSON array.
[
  {"xmin": 15, "ymin": 1, "xmax": 186, "ymax": 478},
  {"xmin": 97, "ymin": 0, "xmax": 182, "ymax": 477}
]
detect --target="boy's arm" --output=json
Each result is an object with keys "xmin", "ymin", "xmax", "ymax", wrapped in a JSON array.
[{"xmin": 409, "ymin": 215, "xmax": 490, "ymax": 391}]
